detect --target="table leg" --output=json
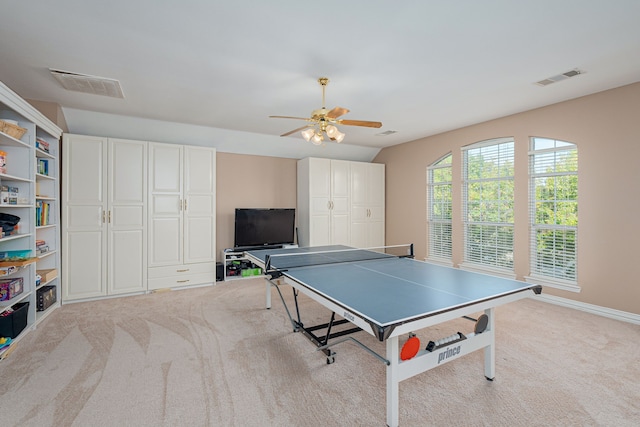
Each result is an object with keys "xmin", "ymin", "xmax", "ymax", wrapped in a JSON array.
[
  {"xmin": 484, "ymin": 307, "xmax": 495, "ymax": 380},
  {"xmin": 265, "ymin": 280, "xmax": 271, "ymax": 309},
  {"xmin": 386, "ymin": 335, "xmax": 399, "ymax": 427}
]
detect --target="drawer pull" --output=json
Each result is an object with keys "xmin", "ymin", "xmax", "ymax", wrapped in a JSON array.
[
  {"xmin": 177, "ymin": 269, "xmax": 190, "ymax": 272},
  {"xmin": 176, "ymin": 279, "xmax": 190, "ymax": 283}
]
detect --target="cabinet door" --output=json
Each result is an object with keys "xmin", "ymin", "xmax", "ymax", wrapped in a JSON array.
[
  {"xmin": 330, "ymin": 160, "xmax": 351, "ymax": 246},
  {"xmin": 308, "ymin": 158, "xmax": 332, "ymax": 246},
  {"xmin": 367, "ymin": 163, "xmax": 385, "ymax": 247},
  {"xmin": 350, "ymin": 162, "xmax": 385, "ymax": 248},
  {"xmin": 108, "ymin": 139, "xmax": 147, "ymax": 294},
  {"xmin": 349, "ymin": 162, "xmax": 369, "ymax": 248},
  {"xmin": 183, "ymin": 146, "xmax": 216, "ymax": 264},
  {"xmin": 148, "ymin": 143, "xmax": 183, "ymax": 266},
  {"xmin": 62, "ymin": 135, "xmax": 107, "ymax": 300}
]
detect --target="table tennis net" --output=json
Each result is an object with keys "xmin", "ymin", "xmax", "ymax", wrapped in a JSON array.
[{"xmin": 265, "ymin": 244, "xmax": 414, "ymax": 271}]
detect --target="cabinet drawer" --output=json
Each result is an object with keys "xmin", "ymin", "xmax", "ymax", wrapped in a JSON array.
[
  {"xmin": 148, "ymin": 272, "xmax": 215, "ymax": 290},
  {"xmin": 148, "ymin": 262, "xmax": 215, "ymax": 279}
]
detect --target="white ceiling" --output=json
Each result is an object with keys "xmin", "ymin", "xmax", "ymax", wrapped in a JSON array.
[{"xmin": 1, "ymin": 1, "xmax": 640, "ymax": 161}]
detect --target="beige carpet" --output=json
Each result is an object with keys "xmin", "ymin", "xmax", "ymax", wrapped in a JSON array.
[{"xmin": 0, "ymin": 278, "xmax": 638, "ymax": 426}]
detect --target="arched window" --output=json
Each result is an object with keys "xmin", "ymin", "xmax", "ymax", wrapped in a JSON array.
[
  {"xmin": 528, "ymin": 137, "xmax": 578, "ymax": 285},
  {"xmin": 427, "ymin": 154, "xmax": 452, "ymax": 262},
  {"xmin": 462, "ymin": 138, "xmax": 515, "ymax": 272}
]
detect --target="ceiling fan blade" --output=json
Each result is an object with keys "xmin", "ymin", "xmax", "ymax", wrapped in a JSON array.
[
  {"xmin": 338, "ymin": 119, "xmax": 383, "ymax": 128},
  {"xmin": 269, "ymin": 115, "xmax": 312, "ymax": 121},
  {"xmin": 280, "ymin": 124, "xmax": 311, "ymax": 137},
  {"xmin": 326, "ymin": 107, "xmax": 349, "ymax": 119}
]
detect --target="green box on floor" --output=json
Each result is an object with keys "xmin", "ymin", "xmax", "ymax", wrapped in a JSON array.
[{"xmin": 241, "ymin": 268, "xmax": 262, "ymax": 277}]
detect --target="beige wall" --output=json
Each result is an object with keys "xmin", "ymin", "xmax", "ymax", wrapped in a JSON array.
[
  {"xmin": 374, "ymin": 82, "xmax": 640, "ymax": 315},
  {"xmin": 216, "ymin": 152, "xmax": 297, "ymax": 258},
  {"xmin": 27, "ymin": 99, "xmax": 69, "ymax": 132},
  {"xmin": 40, "ymin": 85, "xmax": 639, "ymax": 315}
]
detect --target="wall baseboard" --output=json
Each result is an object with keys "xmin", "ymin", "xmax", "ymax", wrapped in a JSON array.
[{"xmin": 534, "ymin": 293, "xmax": 640, "ymax": 325}]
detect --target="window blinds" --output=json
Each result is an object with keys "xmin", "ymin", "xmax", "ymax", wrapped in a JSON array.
[
  {"xmin": 427, "ymin": 154, "xmax": 452, "ymax": 260},
  {"xmin": 463, "ymin": 139, "xmax": 515, "ymax": 270},
  {"xmin": 529, "ymin": 137, "xmax": 578, "ymax": 281}
]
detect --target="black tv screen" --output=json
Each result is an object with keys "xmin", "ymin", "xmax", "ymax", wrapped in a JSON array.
[{"xmin": 234, "ymin": 208, "xmax": 295, "ymax": 248}]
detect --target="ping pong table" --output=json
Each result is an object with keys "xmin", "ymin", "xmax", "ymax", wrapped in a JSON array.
[{"xmin": 245, "ymin": 245, "xmax": 541, "ymax": 427}]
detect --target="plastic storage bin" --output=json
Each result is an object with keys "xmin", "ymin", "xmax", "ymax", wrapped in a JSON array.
[{"xmin": 0, "ymin": 301, "xmax": 29, "ymax": 339}]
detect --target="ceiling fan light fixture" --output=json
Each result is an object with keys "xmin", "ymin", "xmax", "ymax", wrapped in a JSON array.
[
  {"xmin": 311, "ymin": 132, "xmax": 324, "ymax": 145},
  {"xmin": 333, "ymin": 130, "xmax": 345, "ymax": 143},
  {"xmin": 326, "ymin": 124, "xmax": 345, "ymax": 143},
  {"xmin": 271, "ymin": 77, "xmax": 381, "ymax": 145},
  {"xmin": 301, "ymin": 128, "xmax": 315, "ymax": 141}
]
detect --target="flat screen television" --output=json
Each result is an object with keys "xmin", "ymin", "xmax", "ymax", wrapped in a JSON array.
[{"xmin": 234, "ymin": 208, "xmax": 295, "ymax": 249}]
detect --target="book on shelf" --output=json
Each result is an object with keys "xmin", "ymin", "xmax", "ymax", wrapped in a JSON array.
[
  {"xmin": 1, "ymin": 185, "xmax": 19, "ymax": 205},
  {"xmin": 35, "ymin": 201, "xmax": 50, "ymax": 226},
  {"xmin": 37, "ymin": 158, "xmax": 49, "ymax": 176},
  {"xmin": 36, "ymin": 137, "xmax": 50, "ymax": 153},
  {"xmin": 36, "ymin": 239, "xmax": 49, "ymax": 255}
]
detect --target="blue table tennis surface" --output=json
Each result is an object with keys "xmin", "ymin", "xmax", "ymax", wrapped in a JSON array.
[{"xmin": 246, "ymin": 245, "xmax": 535, "ymax": 328}]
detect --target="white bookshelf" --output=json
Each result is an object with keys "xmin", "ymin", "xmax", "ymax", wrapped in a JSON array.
[{"xmin": 0, "ymin": 81, "xmax": 62, "ymax": 358}]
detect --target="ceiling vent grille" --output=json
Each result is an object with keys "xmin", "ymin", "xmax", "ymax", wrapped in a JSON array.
[
  {"xmin": 535, "ymin": 69, "xmax": 585, "ymax": 86},
  {"xmin": 50, "ymin": 69, "xmax": 125, "ymax": 98}
]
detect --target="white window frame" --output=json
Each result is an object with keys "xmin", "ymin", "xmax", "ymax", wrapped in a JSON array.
[
  {"xmin": 526, "ymin": 137, "xmax": 579, "ymax": 292},
  {"xmin": 461, "ymin": 137, "xmax": 515, "ymax": 277},
  {"xmin": 427, "ymin": 154, "xmax": 453, "ymax": 265}
]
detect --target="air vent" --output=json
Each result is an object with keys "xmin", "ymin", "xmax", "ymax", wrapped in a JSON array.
[
  {"xmin": 535, "ymin": 69, "xmax": 585, "ymax": 86},
  {"xmin": 375, "ymin": 130, "xmax": 397, "ymax": 136},
  {"xmin": 50, "ymin": 69, "xmax": 125, "ymax": 98}
]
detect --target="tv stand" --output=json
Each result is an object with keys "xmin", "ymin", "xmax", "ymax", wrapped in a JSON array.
[{"xmin": 222, "ymin": 245, "xmax": 297, "ymax": 281}]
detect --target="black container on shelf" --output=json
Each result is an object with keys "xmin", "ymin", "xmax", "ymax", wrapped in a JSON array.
[
  {"xmin": 0, "ymin": 301, "xmax": 29, "ymax": 339},
  {"xmin": 36, "ymin": 285, "xmax": 57, "ymax": 312}
]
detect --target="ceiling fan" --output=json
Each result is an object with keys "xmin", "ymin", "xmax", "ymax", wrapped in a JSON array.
[{"xmin": 269, "ymin": 77, "xmax": 382, "ymax": 144}]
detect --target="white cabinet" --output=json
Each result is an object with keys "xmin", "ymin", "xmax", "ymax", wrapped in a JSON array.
[
  {"xmin": 297, "ymin": 157, "xmax": 351, "ymax": 247},
  {"xmin": 297, "ymin": 157, "xmax": 385, "ymax": 248},
  {"xmin": 350, "ymin": 161, "xmax": 385, "ymax": 248},
  {"xmin": 62, "ymin": 135, "xmax": 147, "ymax": 301},
  {"xmin": 147, "ymin": 143, "xmax": 216, "ymax": 290},
  {"xmin": 0, "ymin": 81, "xmax": 62, "ymax": 352}
]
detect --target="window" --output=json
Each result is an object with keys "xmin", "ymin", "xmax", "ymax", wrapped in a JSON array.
[
  {"xmin": 529, "ymin": 137, "xmax": 578, "ymax": 283},
  {"xmin": 427, "ymin": 154, "xmax": 452, "ymax": 261},
  {"xmin": 462, "ymin": 138, "xmax": 515, "ymax": 271}
]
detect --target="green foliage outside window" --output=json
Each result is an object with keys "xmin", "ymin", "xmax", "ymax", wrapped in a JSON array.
[
  {"xmin": 464, "ymin": 141, "xmax": 515, "ymax": 269},
  {"xmin": 531, "ymin": 139, "xmax": 578, "ymax": 281},
  {"xmin": 428, "ymin": 155, "xmax": 453, "ymax": 259}
]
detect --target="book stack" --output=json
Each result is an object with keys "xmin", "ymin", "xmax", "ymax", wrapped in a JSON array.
[
  {"xmin": 35, "ymin": 201, "xmax": 50, "ymax": 226},
  {"xmin": 36, "ymin": 239, "xmax": 49, "ymax": 255},
  {"xmin": 36, "ymin": 137, "xmax": 50, "ymax": 153}
]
